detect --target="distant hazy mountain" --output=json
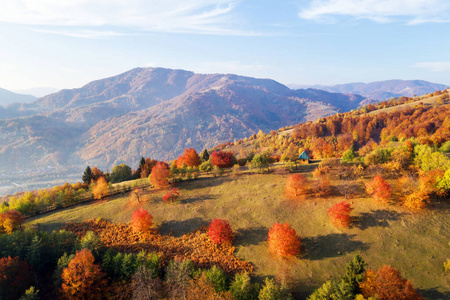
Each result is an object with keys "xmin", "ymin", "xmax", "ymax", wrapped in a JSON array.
[
  {"xmin": 0, "ymin": 88, "xmax": 36, "ymax": 106},
  {"xmin": 14, "ymin": 87, "xmax": 60, "ymax": 98},
  {"xmin": 289, "ymin": 80, "xmax": 448, "ymax": 101},
  {"xmin": 0, "ymin": 67, "xmax": 366, "ymax": 173}
]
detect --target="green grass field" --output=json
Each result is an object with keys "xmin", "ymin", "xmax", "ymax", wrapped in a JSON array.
[{"xmin": 26, "ymin": 171, "xmax": 450, "ymax": 299}]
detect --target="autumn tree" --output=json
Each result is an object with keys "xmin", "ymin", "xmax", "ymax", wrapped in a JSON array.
[
  {"xmin": 150, "ymin": 161, "xmax": 170, "ymax": 188},
  {"xmin": 131, "ymin": 208, "xmax": 153, "ymax": 233},
  {"xmin": 177, "ymin": 148, "xmax": 201, "ymax": 168},
  {"xmin": 0, "ymin": 209, "xmax": 24, "ymax": 234},
  {"xmin": 267, "ymin": 223, "xmax": 301, "ymax": 257},
  {"xmin": 328, "ymin": 202, "xmax": 353, "ymax": 228},
  {"xmin": 211, "ymin": 151, "xmax": 234, "ymax": 169},
  {"xmin": 359, "ymin": 265, "xmax": 423, "ymax": 300},
  {"xmin": 208, "ymin": 219, "xmax": 234, "ymax": 244},
  {"xmin": 61, "ymin": 249, "xmax": 106, "ymax": 300},
  {"xmin": 285, "ymin": 174, "xmax": 310, "ymax": 199},
  {"xmin": 162, "ymin": 188, "xmax": 180, "ymax": 203},
  {"xmin": 92, "ymin": 176, "xmax": 109, "ymax": 200},
  {"xmin": 365, "ymin": 175, "xmax": 391, "ymax": 203},
  {"xmin": 0, "ymin": 256, "xmax": 33, "ymax": 299},
  {"xmin": 91, "ymin": 167, "xmax": 105, "ymax": 182}
]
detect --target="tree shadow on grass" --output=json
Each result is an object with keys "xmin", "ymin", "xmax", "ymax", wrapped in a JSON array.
[
  {"xmin": 159, "ymin": 217, "xmax": 208, "ymax": 237},
  {"xmin": 302, "ymin": 233, "xmax": 369, "ymax": 260},
  {"xmin": 177, "ymin": 176, "xmax": 236, "ymax": 191},
  {"xmin": 234, "ymin": 226, "xmax": 268, "ymax": 246},
  {"xmin": 182, "ymin": 194, "xmax": 219, "ymax": 204},
  {"xmin": 417, "ymin": 287, "xmax": 450, "ymax": 300},
  {"xmin": 353, "ymin": 209, "xmax": 403, "ymax": 230}
]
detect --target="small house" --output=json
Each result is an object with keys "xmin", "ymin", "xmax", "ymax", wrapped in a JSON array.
[{"xmin": 298, "ymin": 150, "xmax": 310, "ymax": 163}]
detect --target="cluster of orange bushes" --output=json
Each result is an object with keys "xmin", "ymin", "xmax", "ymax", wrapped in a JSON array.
[{"xmin": 63, "ymin": 219, "xmax": 253, "ymax": 276}]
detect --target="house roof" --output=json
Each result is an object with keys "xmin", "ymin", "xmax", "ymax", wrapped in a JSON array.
[{"xmin": 299, "ymin": 150, "xmax": 310, "ymax": 160}]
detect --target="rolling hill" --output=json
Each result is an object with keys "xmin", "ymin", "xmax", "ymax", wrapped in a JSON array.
[{"xmin": 0, "ymin": 87, "xmax": 36, "ymax": 106}]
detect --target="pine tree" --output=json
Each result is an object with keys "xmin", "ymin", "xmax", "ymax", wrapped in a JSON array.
[
  {"xmin": 201, "ymin": 149, "xmax": 210, "ymax": 162},
  {"xmin": 82, "ymin": 166, "xmax": 94, "ymax": 184}
]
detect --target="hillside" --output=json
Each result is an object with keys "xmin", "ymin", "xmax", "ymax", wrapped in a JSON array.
[
  {"xmin": 0, "ymin": 67, "xmax": 366, "ymax": 178},
  {"xmin": 0, "ymin": 87, "xmax": 36, "ymax": 106},
  {"xmin": 289, "ymin": 80, "xmax": 448, "ymax": 101}
]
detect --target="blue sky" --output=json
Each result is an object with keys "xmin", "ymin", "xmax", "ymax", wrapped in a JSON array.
[{"xmin": 0, "ymin": 0, "xmax": 449, "ymax": 90}]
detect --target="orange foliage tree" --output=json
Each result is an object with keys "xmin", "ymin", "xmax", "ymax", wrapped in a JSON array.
[
  {"xmin": 207, "ymin": 219, "xmax": 234, "ymax": 244},
  {"xmin": 162, "ymin": 188, "xmax": 180, "ymax": 203},
  {"xmin": 365, "ymin": 175, "xmax": 391, "ymax": 203},
  {"xmin": 267, "ymin": 223, "xmax": 301, "ymax": 257},
  {"xmin": 285, "ymin": 174, "xmax": 310, "ymax": 199},
  {"xmin": 211, "ymin": 151, "xmax": 234, "ymax": 169},
  {"xmin": 0, "ymin": 210, "xmax": 24, "ymax": 234},
  {"xmin": 328, "ymin": 202, "xmax": 353, "ymax": 228},
  {"xmin": 0, "ymin": 256, "xmax": 33, "ymax": 300},
  {"xmin": 176, "ymin": 148, "xmax": 201, "ymax": 168},
  {"xmin": 360, "ymin": 265, "xmax": 423, "ymax": 300},
  {"xmin": 61, "ymin": 249, "xmax": 106, "ymax": 300},
  {"xmin": 150, "ymin": 162, "xmax": 170, "ymax": 188},
  {"xmin": 92, "ymin": 176, "xmax": 109, "ymax": 200},
  {"xmin": 131, "ymin": 208, "xmax": 153, "ymax": 232}
]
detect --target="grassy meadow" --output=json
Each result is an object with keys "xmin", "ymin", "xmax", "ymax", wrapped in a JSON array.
[{"xmin": 26, "ymin": 168, "xmax": 450, "ymax": 299}]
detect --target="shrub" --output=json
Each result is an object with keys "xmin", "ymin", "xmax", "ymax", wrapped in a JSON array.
[
  {"xmin": 208, "ymin": 219, "xmax": 234, "ymax": 244},
  {"xmin": 131, "ymin": 208, "xmax": 153, "ymax": 233},
  {"xmin": 267, "ymin": 223, "xmax": 301, "ymax": 257},
  {"xmin": 61, "ymin": 249, "xmax": 106, "ymax": 300},
  {"xmin": 162, "ymin": 188, "xmax": 180, "ymax": 203},
  {"xmin": 328, "ymin": 202, "xmax": 353, "ymax": 228},
  {"xmin": 285, "ymin": 174, "xmax": 310, "ymax": 199},
  {"xmin": 211, "ymin": 150, "xmax": 234, "ymax": 168},
  {"xmin": 365, "ymin": 175, "xmax": 391, "ymax": 203}
]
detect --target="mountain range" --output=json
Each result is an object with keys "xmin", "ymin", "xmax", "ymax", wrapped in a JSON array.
[
  {"xmin": 0, "ymin": 88, "xmax": 36, "ymax": 106},
  {"xmin": 289, "ymin": 80, "xmax": 448, "ymax": 101},
  {"xmin": 0, "ymin": 67, "xmax": 368, "ymax": 174}
]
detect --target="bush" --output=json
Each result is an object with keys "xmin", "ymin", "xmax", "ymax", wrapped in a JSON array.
[
  {"xmin": 150, "ymin": 162, "xmax": 170, "ymax": 188},
  {"xmin": 0, "ymin": 256, "xmax": 33, "ymax": 300},
  {"xmin": 328, "ymin": 202, "xmax": 353, "ymax": 228},
  {"xmin": 267, "ymin": 223, "xmax": 301, "ymax": 257},
  {"xmin": 207, "ymin": 219, "xmax": 234, "ymax": 244},
  {"xmin": 285, "ymin": 174, "xmax": 310, "ymax": 199},
  {"xmin": 211, "ymin": 151, "xmax": 235, "ymax": 168},
  {"xmin": 131, "ymin": 208, "xmax": 153, "ymax": 232},
  {"xmin": 365, "ymin": 175, "xmax": 391, "ymax": 203}
]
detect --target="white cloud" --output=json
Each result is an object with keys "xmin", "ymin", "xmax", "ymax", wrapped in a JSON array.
[
  {"xmin": 299, "ymin": 0, "xmax": 450, "ymax": 24},
  {"xmin": 0, "ymin": 0, "xmax": 246, "ymax": 36},
  {"xmin": 414, "ymin": 62, "xmax": 450, "ymax": 72}
]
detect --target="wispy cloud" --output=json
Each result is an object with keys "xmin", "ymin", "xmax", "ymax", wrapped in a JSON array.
[
  {"xmin": 0, "ymin": 0, "xmax": 249, "ymax": 36},
  {"xmin": 299, "ymin": 0, "xmax": 450, "ymax": 24},
  {"xmin": 414, "ymin": 62, "xmax": 450, "ymax": 72}
]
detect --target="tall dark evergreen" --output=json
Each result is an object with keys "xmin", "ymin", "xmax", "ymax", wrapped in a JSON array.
[
  {"xmin": 135, "ymin": 157, "xmax": 146, "ymax": 179},
  {"xmin": 82, "ymin": 166, "xmax": 94, "ymax": 184},
  {"xmin": 201, "ymin": 149, "xmax": 209, "ymax": 162},
  {"xmin": 343, "ymin": 254, "xmax": 367, "ymax": 294}
]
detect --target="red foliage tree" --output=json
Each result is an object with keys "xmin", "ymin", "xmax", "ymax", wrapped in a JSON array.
[
  {"xmin": 360, "ymin": 265, "xmax": 423, "ymax": 300},
  {"xmin": 131, "ymin": 208, "xmax": 153, "ymax": 232},
  {"xmin": 267, "ymin": 223, "xmax": 301, "ymax": 257},
  {"xmin": 176, "ymin": 148, "xmax": 201, "ymax": 168},
  {"xmin": 0, "ymin": 256, "xmax": 33, "ymax": 300},
  {"xmin": 211, "ymin": 151, "xmax": 234, "ymax": 169},
  {"xmin": 150, "ymin": 161, "xmax": 170, "ymax": 188},
  {"xmin": 328, "ymin": 201, "xmax": 353, "ymax": 228},
  {"xmin": 0, "ymin": 210, "xmax": 24, "ymax": 234},
  {"xmin": 365, "ymin": 175, "xmax": 391, "ymax": 203},
  {"xmin": 162, "ymin": 188, "xmax": 180, "ymax": 203},
  {"xmin": 207, "ymin": 219, "xmax": 234, "ymax": 244},
  {"xmin": 285, "ymin": 174, "xmax": 310, "ymax": 199},
  {"xmin": 61, "ymin": 249, "xmax": 106, "ymax": 300}
]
